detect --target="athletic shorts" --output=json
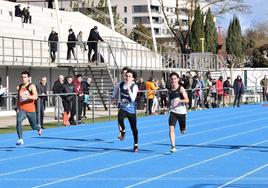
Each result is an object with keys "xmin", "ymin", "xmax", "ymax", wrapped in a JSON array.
[{"xmin": 169, "ymin": 111, "xmax": 186, "ymax": 131}]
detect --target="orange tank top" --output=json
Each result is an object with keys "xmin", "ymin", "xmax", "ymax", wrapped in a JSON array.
[{"xmin": 19, "ymin": 86, "xmax": 36, "ymax": 112}]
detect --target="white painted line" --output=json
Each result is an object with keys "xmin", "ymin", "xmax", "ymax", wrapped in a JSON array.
[
  {"xmin": 31, "ymin": 123, "xmax": 268, "ymax": 188},
  {"xmin": 0, "ymin": 105, "xmax": 262, "ymax": 143},
  {"xmin": 0, "ymin": 110, "xmax": 264, "ymax": 163},
  {"xmin": 217, "ymin": 163, "xmax": 268, "ymax": 188},
  {"xmin": 125, "ymin": 139, "xmax": 268, "ymax": 188}
]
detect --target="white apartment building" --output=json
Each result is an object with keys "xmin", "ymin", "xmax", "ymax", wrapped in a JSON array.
[
  {"xmin": 112, "ymin": 0, "xmax": 187, "ymax": 38},
  {"xmin": 110, "ymin": 0, "xmax": 209, "ymax": 48}
]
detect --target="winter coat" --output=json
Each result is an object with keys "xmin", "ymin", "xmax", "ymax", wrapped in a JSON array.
[
  {"xmin": 48, "ymin": 32, "xmax": 58, "ymax": 51},
  {"xmin": 67, "ymin": 32, "xmax": 76, "ymax": 48},
  {"xmin": 233, "ymin": 79, "xmax": 244, "ymax": 95}
]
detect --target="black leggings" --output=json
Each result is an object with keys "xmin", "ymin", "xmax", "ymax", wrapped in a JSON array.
[{"xmin": 118, "ymin": 109, "xmax": 138, "ymax": 145}]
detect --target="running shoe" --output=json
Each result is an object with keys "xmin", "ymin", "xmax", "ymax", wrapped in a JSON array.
[
  {"xmin": 133, "ymin": 144, "xmax": 138, "ymax": 152},
  {"xmin": 118, "ymin": 130, "xmax": 125, "ymax": 141},
  {"xmin": 16, "ymin": 139, "xmax": 24, "ymax": 146},
  {"xmin": 170, "ymin": 146, "xmax": 177, "ymax": 153},
  {"xmin": 38, "ymin": 129, "xmax": 43, "ymax": 136}
]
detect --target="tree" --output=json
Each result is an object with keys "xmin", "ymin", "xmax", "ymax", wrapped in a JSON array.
[
  {"xmin": 204, "ymin": 8, "xmax": 217, "ymax": 53},
  {"xmin": 189, "ymin": 6, "xmax": 204, "ymax": 52},
  {"xmin": 159, "ymin": 0, "xmax": 250, "ymax": 53},
  {"xmin": 225, "ymin": 16, "xmax": 245, "ymax": 82}
]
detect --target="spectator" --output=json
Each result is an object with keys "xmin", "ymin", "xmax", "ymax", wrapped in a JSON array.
[
  {"xmin": 46, "ymin": 0, "xmax": 54, "ymax": 9},
  {"xmin": 203, "ymin": 71, "xmax": 212, "ymax": 108},
  {"xmin": 77, "ymin": 31, "xmax": 87, "ymax": 52},
  {"xmin": 260, "ymin": 75, "xmax": 268, "ymax": 101},
  {"xmin": 185, "ymin": 71, "xmax": 193, "ymax": 109},
  {"xmin": 152, "ymin": 78, "xmax": 159, "ymax": 114},
  {"xmin": 71, "ymin": 74, "xmax": 84, "ymax": 124},
  {"xmin": 82, "ymin": 77, "xmax": 91, "ymax": 118},
  {"xmin": 146, "ymin": 77, "xmax": 158, "ymax": 115},
  {"xmin": 210, "ymin": 79, "xmax": 217, "ymax": 108},
  {"xmin": 67, "ymin": 29, "xmax": 76, "ymax": 60},
  {"xmin": 87, "ymin": 26, "xmax": 104, "ymax": 62},
  {"xmin": 223, "ymin": 77, "xmax": 232, "ymax": 106},
  {"xmin": 36, "ymin": 76, "xmax": 48, "ymax": 129},
  {"xmin": 61, "ymin": 76, "xmax": 75, "ymax": 126},
  {"xmin": 233, "ymin": 75, "xmax": 244, "ymax": 107},
  {"xmin": 52, "ymin": 75, "xmax": 64, "ymax": 120},
  {"xmin": 216, "ymin": 76, "xmax": 224, "ymax": 107},
  {"xmin": 48, "ymin": 29, "xmax": 58, "ymax": 62},
  {"xmin": 159, "ymin": 79, "xmax": 168, "ymax": 109},
  {"xmin": 15, "ymin": 4, "xmax": 22, "ymax": 17},
  {"xmin": 136, "ymin": 77, "xmax": 146, "ymax": 110},
  {"xmin": 22, "ymin": 6, "xmax": 32, "ymax": 24}
]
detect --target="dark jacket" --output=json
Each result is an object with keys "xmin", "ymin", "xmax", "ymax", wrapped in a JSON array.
[
  {"xmin": 223, "ymin": 80, "xmax": 232, "ymax": 94},
  {"xmin": 48, "ymin": 32, "xmax": 58, "ymax": 51},
  {"xmin": 67, "ymin": 32, "xmax": 76, "ymax": 48},
  {"xmin": 87, "ymin": 29, "xmax": 104, "ymax": 46},
  {"xmin": 233, "ymin": 79, "xmax": 244, "ymax": 95},
  {"xmin": 52, "ymin": 80, "xmax": 63, "ymax": 94},
  {"xmin": 82, "ymin": 81, "xmax": 90, "ymax": 95},
  {"xmin": 15, "ymin": 5, "xmax": 22, "ymax": 17},
  {"xmin": 62, "ymin": 82, "xmax": 75, "ymax": 102},
  {"xmin": 36, "ymin": 82, "xmax": 47, "ymax": 101},
  {"xmin": 137, "ymin": 81, "xmax": 146, "ymax": 98}
]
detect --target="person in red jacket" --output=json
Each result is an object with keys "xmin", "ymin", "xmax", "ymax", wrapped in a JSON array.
[
  {"xmin": 216, "ymin": 76, "xmax": 224, "ymax": 107},
  {"xmin": 70, "ymin": 74, "xmax": 84, "ymax": 124}
]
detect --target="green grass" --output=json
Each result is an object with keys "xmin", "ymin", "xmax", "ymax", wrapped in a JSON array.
[{"xmin": 0, "ymin": 113, "xmax": 147, "ymax": 135}]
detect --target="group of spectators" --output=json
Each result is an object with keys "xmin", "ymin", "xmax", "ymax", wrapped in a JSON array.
[
  {"xmin": 48, "ymin": 26, "xmax": 104, "ymax": 63},
  {"xmin": 135, "ymin": 71, "xmax": 246, "ymax": 115},
  {"xmin": 33, "ymin": 74, "xmax": 91, "ymax": 127},
  {"xmin": 14, "ymin": 4, "xmax": 32, "ymax": 24}
]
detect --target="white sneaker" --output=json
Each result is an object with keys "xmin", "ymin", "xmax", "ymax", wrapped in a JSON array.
[
  {"xmin": 170, "ymin": 146, "xmax": 177, "ymax": 153},
  {"xmin": 16, "ymin": 139, "xmax": 24, "ymax": 146}
]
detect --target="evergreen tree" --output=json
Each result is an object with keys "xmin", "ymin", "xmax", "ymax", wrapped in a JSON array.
[
  {"xmin": 226, "ymin": 16, "xmax": 243, "ymax": 58},
  {"xmin": 204, "ymin": 8, "xmax": 217, "ymax": 53},
  {"xmin": 189, "ymin": 6, "xmax": 205, "ymax": 52}
]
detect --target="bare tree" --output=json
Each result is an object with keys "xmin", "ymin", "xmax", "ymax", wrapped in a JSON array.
[{"xmin": 158, "ymin": 0, "xmax": 250, "ymax": 53}]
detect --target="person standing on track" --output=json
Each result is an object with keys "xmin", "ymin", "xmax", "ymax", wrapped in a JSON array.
[
  {"xmin": 117, "ymin": 69, "xmax": 139, "ymax": 152},
  {"xmin": 168, "ymin": 72, "xmax": 189, "ymax": 153},
  {"xmin": 15, "ymin": 71, "xmax": 42, "ymax": 146}
]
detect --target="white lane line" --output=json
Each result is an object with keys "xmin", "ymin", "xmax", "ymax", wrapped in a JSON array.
[
  {"xmin": 0, "ymin": 105, "xmax": 263, "ymax": 143},
  {"xmin": 0, "ymin": 110, "xmax": 264, "ymax": 163},
  {"xmin": 31, "ymin": 123, "xmax": 268, "ymax": 188},
  {"xmin": 125, "ymin": 139, "xmax": 268, "ymax": 188},
  {"xmin": 0, "ymin": 116, "xmax": 267, "ymax": 179},
  {"xmin": 217, "ymin": 163, "xmax": 268, "ymax": 188}
]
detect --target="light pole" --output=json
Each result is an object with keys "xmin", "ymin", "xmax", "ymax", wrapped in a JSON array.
[{"xmin": 200, "ymin": 37, "xmax": 204, "ymax": 53}]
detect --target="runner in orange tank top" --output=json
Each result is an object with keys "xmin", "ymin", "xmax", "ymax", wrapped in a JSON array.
[{"xmin": 15, "ymin": 71, "xmax": 43, "ymax": 146}]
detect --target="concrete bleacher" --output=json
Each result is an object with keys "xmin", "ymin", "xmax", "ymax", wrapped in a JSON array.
[{"xmin": 0, "ymin": 0, "xmax": 162, "ymax": 69}]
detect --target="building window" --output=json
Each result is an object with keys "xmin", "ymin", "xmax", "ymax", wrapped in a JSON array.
[
  {"xmin": 133, "ymin": 5, "xmax": 148, "ymax": 13},
  {"xmin": 124, "ymin": 17, "xmax": 127, "ymax": 24},
  {"xmin": 133, "ymin": 17, "xmax": 150, "ymax": 24},
  {"xmin": 124, "ymin": 6, "xmax": 127, "ymax": 13}
]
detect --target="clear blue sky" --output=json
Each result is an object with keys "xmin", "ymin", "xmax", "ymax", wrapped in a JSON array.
[{"xmin": 216, "ymin": 0, "xmax": 268, "ymax": 33}]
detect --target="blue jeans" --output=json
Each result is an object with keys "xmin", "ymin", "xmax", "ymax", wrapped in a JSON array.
[{"xmin": 16, "ymin": 109, "xmax": 40, "ymax": 139}]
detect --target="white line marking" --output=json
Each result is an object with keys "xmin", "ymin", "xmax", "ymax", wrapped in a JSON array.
[
  {"xmin": 0, "ymin": 105, "xmax": 262, "ymax": 143},
  {"xmin": 31, "ymin": 123, "xmax": 268, "ymax": 188},
  {"xmin": 125, "ymin": 139, "xmax": 268, "ymax": 188},
  {"xmin": 217, "ymin": 163, "xmax": 268, "ymax": 188},
  {"xmin": 0, "ymin": 110, "xmax": 264, "ymax": 163}
]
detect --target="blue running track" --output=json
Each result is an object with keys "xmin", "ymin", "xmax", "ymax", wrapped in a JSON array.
[{"xmin": 0, "ymin": 104, "xmax": 268, "ymax": 188}]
